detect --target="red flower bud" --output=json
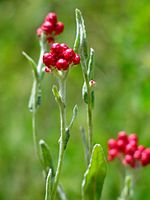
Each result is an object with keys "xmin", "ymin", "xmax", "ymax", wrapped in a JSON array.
[
  {"xmin": 55, "ymin": 22, "xmax": 64, "ymax": 35},
  {"xmin": 133, "ymin": 150, "xmax": 142, "ymax": 160},
  {"xmin": 73, "ymin": 54, "xmax": 80, "ymax": 65},
  {"xmin": 36, "ymin": 27, "xmax": 42, "ymax": 36},
  {"xmin": 128, "ymin": 133, "xmax": 138, "ymax": 143},
  {"xmin": 123, "ymin": 154, "xmax": 135, "ymax": 168},
  {"xmin": 42, "ymin": 21, "xmax": 54, "ymax": 34},
  {"xmin": 118, "ymin": 131, "xmax": 128, "ymax": 142},
  {"xmin": 63, "ymin": 48, "xmax": 75, "ymax": 62},
  {"xmin": 43, "ymin": 52, "xmax": 56, "ymax": 67},
  {"xmin": 56, "ymin": 59, "xmax": 69, "ymax": 70},
  {"xmin": 45, "ymin": 12, "xmax": 57, "ymax": 24},
  {"xmin": 45, "ymin": 67, "xmax": 51, "ymax": 73},
  {"xmin": 108, "ymin": 139, "xmax": 118, "ymax": 149},
  {"xmin": 117, "ymin": 139, "xmax": 126, "ymax": 152}
]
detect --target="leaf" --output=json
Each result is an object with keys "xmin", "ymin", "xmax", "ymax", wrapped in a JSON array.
[
  {"xmin": 80, "ymin": 126, "xmax": 89, "ymax": 164},
  {"xmin": 82, "ymin": 82, "xmax": 88, "ymax": 104},
  {"xmin": 82, "ymin": 144, "xmax": 107, "ymax": 200},
  {"xmin": 73, "ymin": 9, "xmax": 80, "ymax": 52},
  {"xmin": 87, "ymin": 48, "xmax": 95, "ymax": 80},
  {"xmin": 75, "ymin": 9, "xmax": 88, "ymax": 73},
  {"xmin": 22, "ymin": 51, "xmax": 38, "ymax": 79},
  {"xmin": 68, "ymin": 105, "xmax": 78, "ymax": 129},
  {"xmin": 118, "ymin": 175, "xmax": 133, "ymax": 200},
  {"xmin": 39, "ymin": 140, "xmax": 55, "ymax": 177},
  {"xmin": 64, "ymin": 128, "xmax": 70, "ymax": 150},
  {"xmin": 45, "ymin": 168, "xmax": 52, "ymax": 200},
  {"xmin": 57, "ymin": 185, "xmax": 68, "ymax": 200}
]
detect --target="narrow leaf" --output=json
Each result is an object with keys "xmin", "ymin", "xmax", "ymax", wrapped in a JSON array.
[
  {"xmin": 39, "ymin": 140, "xmax": 54, "ymax": 177},
  {"xmin": 22, "ymin": 51, "xmax": 38, "ymax": 79},
  {"xmin": 82, "ymin": 144, "xmax": 107, "ymax": 200},
  {"xmin": 45, "ymin": 168, "xmax": 52, "ymax": 200},
  {"xmin": 87, "ymin": 48, "xmax": 94, "ymax": 80},
  {"xmin": 80, "ymin": 126, "xmax": 89, "ymax": 164},
  {"xmin": 57, "ymin": 185, "xmax": 68, "ymax": 200},
  {"xmin": 82, "ymin": 82, "xmax": 88, "ymax": 104},
  {"xmin": 118, "ymin": 175, "xmax": 133, "ymax": 200},
  {"xmin": 75, "ymin": 9, "xmax": 88, "ymax": 74},
  {"xmin": 68, "ymin": 105, "xmax": 78, "ymax": 129},
  {"xmin": 64, "ymin": 128, "xmax": 70, "ymax": 150},
  {"xmin": 73, "ymin": 9, "xmax": 80, "ymax": 52}
]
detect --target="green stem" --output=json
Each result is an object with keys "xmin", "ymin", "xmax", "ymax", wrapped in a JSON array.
[
  {"xmin": 87, "ymin": 85, "xmax": 93, "ymax": 158},
  {"xmin": 31, "ymin": 35, "xmax": 46, "ymax": 157},
  {"xmin": 51, "ymin": 78, "xmax": 66, "ymax": 200},
  {"xmin": 118, "ymin": 173, "xmax": 133, "ymax": 200},
  {"xmin": 32, "ymin": 80, "xmax": 38, "ymax": 156}
]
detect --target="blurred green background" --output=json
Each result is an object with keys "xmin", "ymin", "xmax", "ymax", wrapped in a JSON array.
[{"xmin": 1, "ymin": 0, "xmax": 150, "ymax": 199}]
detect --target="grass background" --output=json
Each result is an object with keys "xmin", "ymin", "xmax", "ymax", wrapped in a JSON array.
[{"xmin": 1, "ymin": 0, "xmax": 150, "ymax": 199}]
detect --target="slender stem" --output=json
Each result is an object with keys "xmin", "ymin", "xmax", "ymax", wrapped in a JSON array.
[
  {"xmin": 87, "ymin": 85, "xmax": 93, "ymax": 158},
  {"xmin": 118, "ymin": 173, "xmax": 134, "ymax": 200},
  {"xmin": 31, "ymin": 35, "xmax": 46, "ymax": 157},
  {"xmin": 32, "ymin": 80, "xmax": 38, "ymax": 156},
  {"xmin": 51, "ymin": 78, "xmax": 66, "ymax": 200}
]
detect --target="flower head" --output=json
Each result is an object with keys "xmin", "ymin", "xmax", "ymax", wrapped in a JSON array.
[
  {"xmin": 108, "ymin": 131, "xmax": 150, "ymax": 168},
  {"xmin": 37, "ymin": 12, "xmax": 64, "ymax": 44},
  {"xmin": 43, "ymin": 43, "xmax": 80, "ymax": 72}
]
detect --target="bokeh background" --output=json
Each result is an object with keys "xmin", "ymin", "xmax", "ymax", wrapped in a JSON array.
[{"xmin": 1, "ymin": 0, "xmax": 150, "ymax": 199}]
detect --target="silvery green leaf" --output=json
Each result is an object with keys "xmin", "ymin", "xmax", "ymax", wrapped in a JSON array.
[
  {"xmin": 64, "ymin": 128, "xmax": 70, "ymax": 150},
  {"xmin": 82, "ymin": 82, "xmax": 88, "ymax": 104},
  {"xmin": 87, "ymin": 48, "xmax": 94, "ymax": 80},
  {"xmin": 22, "ymin": 51, "xmax": 38, "ymax": 79},
  {"xmin": 45, "ymin": 168, "xmax": 52, "ymax": 200},
  {"xmin": 82, "ymin": 144, "xmax": 107, "ymax": 200},
  {"xmin": 39, "ymin": 140, "xmax": 54, "ymax": 177},
  {"xmin": 68, "ymin": 105, "xmax": 78, "ymax": 129},
  {"xmin": 75, "ymin": 9, "xmax": 88, "ymax": 73}
]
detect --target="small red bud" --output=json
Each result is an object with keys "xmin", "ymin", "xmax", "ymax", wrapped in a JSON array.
[
  {"xmin": 117, "ymin": 139, "xmax": 126, "ymax": 152},
  {"xmin": 72, "ymin": 54, "xmax": 80, "ymax": 65},
  {"xmin": 42, "ymin": 21, "xmax": 54, "ymax": 34},
  {"xmin": 118, "ymin": 131, "xmax": 128, "ymax": 141},
  {"xmin": 56, "ymin": 59, "xmax": 69, "ymax": 70},
  {"xmin": 108, "ymin": 139, "xmax": 117, "ymax": 149},
  {"xmin": 108, "ymin": 149, "xmax": 118, "ymax": 159},
  {"xmin": 63, "ymin": 48, "xmax": 75, "ymax": 62},
  {"xmin": 89, "ymin": 80, "xmax": 96, "ymax": 87},
  {"xmin": 51, "ymin": 43, "xmax": 62, "ymax": 54},
  {"xmin": 36, "ymin": 27, "xmax": 42, "ymax": 36},
  {"xmin": 128, "ymin": 133, "xmax": 138, "ymax": 143},
  {"xmin": 55, "ymin": 22, "xmax": 64, "ymax": 35},
  {"xmin": 124, "ymin": 154, "xmax": 135, "ymax": 168},
  {"xmin": 138, "ymin": 145, "xmax": 145, "ymax": 152},
  {"xmin": 133, "ymin": 150, "xmax": 142, "ymax": 160},
  {"xmin": 45, "ymin": 12, "xmax": 57, "ymax": 24},
  {"xmin": 45, "ymin": 67, "xmax": 51, "ymax": 73}
]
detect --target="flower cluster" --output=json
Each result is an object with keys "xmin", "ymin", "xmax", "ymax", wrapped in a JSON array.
[
  {"xmin": 37, "ymin": 12, "xmax": 64, "ymax": 44},
  {"xmin": 43, "ymin": 43, "xmax": 80, "ymax": 72},
  {"xmin": 108, "ymin": 131, "xmax": 150, "ymax": 168}
]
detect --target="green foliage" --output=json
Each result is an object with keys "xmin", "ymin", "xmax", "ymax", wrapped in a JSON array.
[
  {"xmin": 39, "ymin": 140, "xmax": 54, "ymax": 177},
  {"xmin": 82, "ymin": 144, "xmax": 107, "ymax": 200}
]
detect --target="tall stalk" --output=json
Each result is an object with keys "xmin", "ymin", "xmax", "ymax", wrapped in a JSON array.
[{"xmin": 51, "ymin": 75, "xmax": 67, "ymax": 200}]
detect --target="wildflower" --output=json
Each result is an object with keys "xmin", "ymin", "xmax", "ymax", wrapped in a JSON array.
[
  {"xmin": 43, "ymin": 43, "xmax": 80, "ymax": 72},
  {"xmin": 37, "ymin": 12, "xmax": 64, "ymax": 44},
  {"xmin": 107, "ymin": 131, "xmax": 150, "ymax": 168}
]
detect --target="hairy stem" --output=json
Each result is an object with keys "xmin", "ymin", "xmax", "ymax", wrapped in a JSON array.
[
  {"xmin": 31, "ymin": 35, "xmax": 46, "ymax": 157},
  {"xmin": 51, "ymin": 78, "xmax": 66, "ymax": 200},
  {"xmin": 118, "ymin": 173, "xmax": 133, "ymax": 200}
]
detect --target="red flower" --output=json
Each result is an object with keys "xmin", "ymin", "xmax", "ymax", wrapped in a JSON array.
[{"xmin": 43, "ymin": 43, "xmax": 80, "ymax": 72}]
